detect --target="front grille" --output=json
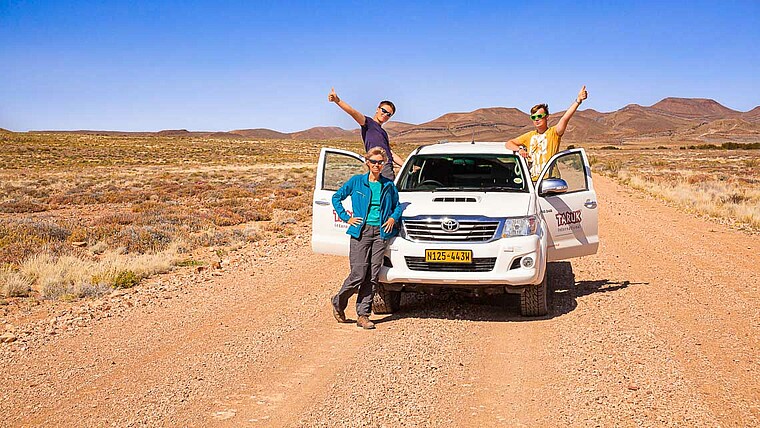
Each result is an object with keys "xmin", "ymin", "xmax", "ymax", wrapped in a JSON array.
[
  {"xmin": 402, "ymin": 219, "xmax": 499, "ymax": 242},
  {"xmin": 405, "ymin": 257, "xmax": 496, "ymax": 272},
  {"xmin": 433, "ymin": 197, "xmax": 477, "ymax": 202}
]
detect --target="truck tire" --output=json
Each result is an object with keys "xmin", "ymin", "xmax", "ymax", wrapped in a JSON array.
[
  {"xmin": 373, "ymin": 283, "xmax": 401, "ymax": 314},
  {"xmin": 520, "ymin": 275, "xmax": 548, "ymax": 317}
]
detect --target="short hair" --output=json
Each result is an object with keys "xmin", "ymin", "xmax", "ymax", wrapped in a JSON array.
[
  {"xmin": 366, "ymin": 146, "xmax": 388, "ymax": 161},
  {"xmin": 379, "ymin": 100, "xmax": 396, "ymax": 115},
  {"xmin": 531, "ymin": 103, "xmax": 549, "ymax": 115}
]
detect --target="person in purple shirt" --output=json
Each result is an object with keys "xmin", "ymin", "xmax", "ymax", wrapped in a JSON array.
[{"xmin": 328, "ymin": 87, "xmax": 404, "ymax": 180}]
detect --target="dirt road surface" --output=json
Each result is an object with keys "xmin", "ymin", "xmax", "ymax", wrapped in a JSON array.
[{"xmin": 1, "ymin": 176, "xmax": 758, "ymax": 427}]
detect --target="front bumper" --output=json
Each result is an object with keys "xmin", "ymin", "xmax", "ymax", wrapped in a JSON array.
[{"xmin": 379, "ymin": 234, "xmax": 546, "ymax": 287}]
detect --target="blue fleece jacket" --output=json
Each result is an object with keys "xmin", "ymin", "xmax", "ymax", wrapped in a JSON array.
[{"xmin": 332, "ymin": 173, "xmax": 404, "ymax": 240}]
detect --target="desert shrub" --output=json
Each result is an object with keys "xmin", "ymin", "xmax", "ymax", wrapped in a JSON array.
[
  {"xmin": 294, "ymin": 206, "xmax": 312, "ymax": 223},
  {"xmin": 231, "ymin": 204, "xmax": 273, "ymax": 221},
  {"xmin": 238, "ymin": 226, "xmax": 262, "ymax": 242},
  {"xmin": 277, "ymin": 187, "xmax": 303, "ymax": 198},
  {"xmin": 90, "ymin": 241, "xmax": 108, "ymax": 255},
  {"xmin": 192, "ymin": 229, "xmax": 236, "ymax": 247},
  {"xmin": 688, "ymin": 144, "xmax": 718, "ymax": 150},
  {"xmin": 77, "ymin": 281, "xmax": 112, "ymax": 298},
  {"xmin": 13, "ymin": 218, "xmax": 71, "ymax": 241},
  {"xmin": 743, "ymin": 158, "xmax": 759, "ymax": 168},
  {"xmin": 48, "ymin": 183, "xmax": 101, "ymax": 205},
  {"xmin": 0, "ymin": 199, "xmax": 47, "ymax": 213},
  {"xmin": 686, "ymin": 174, "xmax": 711, "ymax": 184},
  {"xmin": 722, "ymin": 142, "xmax": 760, "ymax": 150},
  {"xmin": 175, "ymin": 259, "xmax": 205, "ymax": 267},
  {"xmin": 683, "ymin": 143, "xmax": 758, "ymax": 150},
  {"xmin": 207, "ymin": 207, "xmax": 245, "ymax": 226},
  {"xmin": 0, "ymin": 219, "xmax": 75, "ymax": 264},
  {"xmin": 113, "ymin": 270, "xmax": 139, "ymax": 289},
  {"xmin": 222, "ymin": 186, "xmax": 256, "ymax": 199},
  {"xmin": 132, "ymin": 200, "xmax": 166, "ymax": 214},
  {"xmin": 720, "ymin": 193, "xmax": 749, "ymax": 204},
  {"xmin": 98, "ymin": 211, "xmax": 138, "ymax": 225},
  {"xmin": 112, "ymin": 226, "xmax": 172, "ymax": 253},
  {"xmin": 0, "ymin": 267, "xmax": 32, "ymax": 297},
  {"xmin": 598, "ymin": 159, "xmax": 623, "ymax": 175},
  {"xmin": 271, "ymin": 198, "xmax": 304, "ymax": 211},
  {"xmin": 67, "ymin": 227, "xmax": 88, "ymax": 243},
  {"xmin": 600, "ymin": 145, "xmax": 620, "ymax": 150},
  {"xmin": 262, "ymin": 222, "xmax": 286, "ymax": 234}
]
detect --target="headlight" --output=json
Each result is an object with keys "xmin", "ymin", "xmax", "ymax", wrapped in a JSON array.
[{"xmin": 502, "ymin": 215, "xmax": 538, "ymax": 237}]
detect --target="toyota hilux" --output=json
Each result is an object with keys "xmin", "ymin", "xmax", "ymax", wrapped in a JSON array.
[{"xmin": 311, "ymin": 142, "xmax": 599, "ymax": 316}]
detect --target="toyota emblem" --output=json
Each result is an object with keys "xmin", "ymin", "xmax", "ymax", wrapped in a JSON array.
[{"xmin": 441, "ymin": 218, "xmax": 459, "ymax": 232}]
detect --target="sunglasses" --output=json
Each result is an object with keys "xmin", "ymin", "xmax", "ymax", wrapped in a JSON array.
[
  {"xmin": 366, "ymin": 158, "xmax": 384, "ymax": 165},
  {"xmin": 530, "ymin": 112, "xmax": 548, "ymax": 121},
  {"xmin": 379, "ymin": 107, "xmax": 393, "ymax": 117}
]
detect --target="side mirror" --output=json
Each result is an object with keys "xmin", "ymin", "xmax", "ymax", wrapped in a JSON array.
[{"xmin": 538, "ymin": 178, "xmax": 568, "ymax": 196}]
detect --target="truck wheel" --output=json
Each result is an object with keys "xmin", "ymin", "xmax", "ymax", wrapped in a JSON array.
[
  {"xmin": 520, "ymin": 275, "xmax": 548, "ymax": 317},
  {"xmin": 373, "ymin": 283, "xmax": 401, "ymax": 314}
]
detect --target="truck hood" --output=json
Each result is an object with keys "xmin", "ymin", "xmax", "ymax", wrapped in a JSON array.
[{"xmin": 398, "ymin": 191, "xmax": 534, "ymax": 218}]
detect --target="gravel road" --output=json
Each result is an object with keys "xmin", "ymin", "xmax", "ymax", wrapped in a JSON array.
[{"xmin": 1, "ymin": 176, "xmax": 758, "ymax": 427}]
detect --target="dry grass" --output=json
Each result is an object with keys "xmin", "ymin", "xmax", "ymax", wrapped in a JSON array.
[
  {"xmin": 590, "ymin": 145, "xmax": 760, "ymax": 232},
  {"xmin": 18, "ymin": 249, "xmax": 176, "ymax": 299},
  {"xmin": 0, "ymin": 132, "xmax": 347, "ymax": 299}
]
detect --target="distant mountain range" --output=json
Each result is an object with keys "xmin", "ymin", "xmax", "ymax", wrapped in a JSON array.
[{"xmin": 26, "ymin": 98, "xmax": 760, "ymax": 144}]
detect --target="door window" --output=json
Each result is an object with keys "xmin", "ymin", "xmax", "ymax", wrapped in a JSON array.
[
  {"xmin": 323, "ymin": 152, "xmax": 366, "ymax": 190},
  {"xmin": 549, "ymin": 152, "xmax": 588, "ymax": 193}
]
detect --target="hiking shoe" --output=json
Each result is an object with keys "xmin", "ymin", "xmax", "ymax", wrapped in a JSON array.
[
  {"xmin": 356, "ymin": 315, "xmax": 376, "ymax": 330},
  {"xmin": 332, "ymin": 301, "xmax": 347, "ymax": 323}
]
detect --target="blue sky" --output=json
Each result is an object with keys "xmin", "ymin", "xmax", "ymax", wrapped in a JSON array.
[{"xmin": 1, "ymin": 0, "xmax": 758, "ymax": 132}]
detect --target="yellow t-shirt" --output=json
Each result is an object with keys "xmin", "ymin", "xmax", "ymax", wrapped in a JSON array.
[{"xmin": 513, "ymin": 126, "xmax": 561, "ymax": 180}]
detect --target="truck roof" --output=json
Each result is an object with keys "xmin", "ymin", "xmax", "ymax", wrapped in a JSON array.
[{"xmin": 414, "ymin": 141, "xmax": 513, "ymax": 155}]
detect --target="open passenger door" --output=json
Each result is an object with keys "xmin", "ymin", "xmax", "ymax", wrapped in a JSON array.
[
  {"xmin": 311, "ymin": 148, "xmax": 366, "ymax": 256},
  {"xmin": 536, "ymin": 148, "xmax": 600, "ymax": 261}
]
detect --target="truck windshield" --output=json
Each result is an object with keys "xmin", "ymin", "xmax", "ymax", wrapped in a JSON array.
[{"xmin": 397, "ymin": 154, "xmax": 529, "ymax": 192}]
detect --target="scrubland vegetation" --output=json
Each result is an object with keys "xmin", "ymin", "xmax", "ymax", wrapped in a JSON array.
[
  {"xmin": 0, "ymin": 133, "xmax": 362, "ymax": 299},
  {"xmin": 2, "ymin": 132, "xmax": 757, "ymax": 300},
  {"xmin": 590, "ymin": 147, "xmax": 760, "ymax": 231}
]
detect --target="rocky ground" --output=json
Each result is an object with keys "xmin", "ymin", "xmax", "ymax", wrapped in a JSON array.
[{"xmin": 1, "ymin": 176, "xmax": 758, "ymax": 427}]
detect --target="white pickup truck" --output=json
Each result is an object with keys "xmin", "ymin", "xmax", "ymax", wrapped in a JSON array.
[{"xmin": 311, "ymin": 142, "xmax": 599, "ymax": 317}]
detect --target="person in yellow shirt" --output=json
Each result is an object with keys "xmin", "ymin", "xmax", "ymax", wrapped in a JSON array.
[{"xmin": 506, "ymin": 86, "xmax": 588, "ymax": 181}]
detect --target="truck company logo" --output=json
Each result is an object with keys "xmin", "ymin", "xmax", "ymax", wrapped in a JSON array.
[
  {"xmin": 441, "ymin": 218, "xmax": 460, "ymax": 232},
  {"xmin": 333, "ymin": 209, "xmax": 353, "ymax": 229},
  {"xmin": 556, "ymin": 210, "xmax": 582, "ymax": 227}
]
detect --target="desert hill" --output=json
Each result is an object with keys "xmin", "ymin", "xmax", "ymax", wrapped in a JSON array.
[
  {"xmin": 741, "ymin": 106, "xmax": 760, "ymax": 123},
  {"xmin": 19, "ymin": 97, "xmax": 760, "ymax": 145},
  {"xmin": 675, "ymin": 118, "xmax": 760, "ymax": 142},
  {"xmin": 289, "ymin": 126, "xmax": 356, "ymax": 141},
  {"xmin": 651, "ymin": 97, "xmax": 741, "ymax": 120}
]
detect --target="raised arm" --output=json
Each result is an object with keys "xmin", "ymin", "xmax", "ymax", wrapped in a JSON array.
[
  {"xmin": 328, "ymin": 87, "xmax": 366, "ymax": 126},
  {"xmin": 556, "ymin": 85, "xmax": 588, "ymax": 136}
]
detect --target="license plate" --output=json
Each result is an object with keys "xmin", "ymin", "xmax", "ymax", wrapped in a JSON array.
[{"xmin": 425, "ymin": 250, "xmax": 473, "ymax": 263}]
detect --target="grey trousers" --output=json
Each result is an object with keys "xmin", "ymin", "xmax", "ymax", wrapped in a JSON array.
[
  {"xmin": 381, "ymin": 163, "xmax": 395, "ymax": 181},
  {"xmin": 333, "ymin": 225, "xmax": 385, "ymax": 317}
]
